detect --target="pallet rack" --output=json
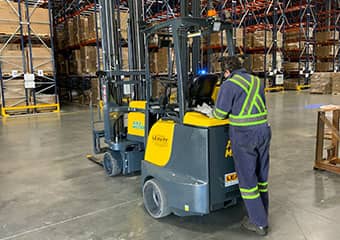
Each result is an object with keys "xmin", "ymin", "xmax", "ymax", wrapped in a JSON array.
[
  {"xmin": 53, "ymin": 0, "xmax": 103, "ymax": 105},
  {"xmin": 314, "ymin": 1, "xmax": 340, "ymax": 73},
  {"xmin": 0, "ymin": 0, "xmax": 59, "ymax": 116}
]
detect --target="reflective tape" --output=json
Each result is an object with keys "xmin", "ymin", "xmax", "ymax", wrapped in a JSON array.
[
  {"xmin": 240, "ymin": 186, "xmax": 260, "ymax": 200},
  {"xmin": 258, "ymin": 182, "xmax": 268, "ymax": 193},
  {"xmin": 229, "ymin": 114, "xmax": 267, "ymax": 123}
]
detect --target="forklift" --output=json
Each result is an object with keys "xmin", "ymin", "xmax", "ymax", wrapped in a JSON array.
[{"xmin": 91, "ymin": 0, "xmax": 240, "ymax": 218}]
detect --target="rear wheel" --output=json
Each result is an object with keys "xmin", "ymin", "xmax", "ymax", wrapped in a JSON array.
[
  {"xmin": 103, "ymin": 151, "xmax": 122, "ymax": 177},
  {"xmin": 143, "ymin": 179, "xmax": 170, "ymax": 218}
]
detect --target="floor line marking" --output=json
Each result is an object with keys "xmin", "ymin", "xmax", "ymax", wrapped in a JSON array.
[{"xmin": 0, "ymin": 199, "xmax": 139, "ymax": 240}]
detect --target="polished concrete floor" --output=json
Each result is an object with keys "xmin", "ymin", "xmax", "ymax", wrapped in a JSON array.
[{"xmin": 1, "ymin": 92, "xmax": 340, "ymax": 240}]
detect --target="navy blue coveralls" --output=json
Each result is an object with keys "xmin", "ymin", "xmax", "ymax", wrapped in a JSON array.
[{"xmin": 213, "ymin": 68, "xmax": 271, "ymax": 227}]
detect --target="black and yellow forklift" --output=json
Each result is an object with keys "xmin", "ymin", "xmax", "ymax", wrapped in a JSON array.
[{"xmin": 90, "ymin": 0, "xmax": 240, "ymax": 218}]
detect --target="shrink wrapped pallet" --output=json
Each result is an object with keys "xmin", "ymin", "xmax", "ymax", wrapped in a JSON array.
[
  {"xmin": 69, "ymin": 50, "xmax": 82, "ymax": 74},
  {"xmin": 310, "ymin": 72, "xmax": 332, "ymax": 94},
  {"xmin": 72, "ymin": 15, "xmax": 81, "ymax": 46},
  {"xmin": 66, "ymin": 18, "xmax": 74, "ymax": 47},
  {"xmin": 252, "ymin": 30, "xmax": 272, "ymax": 49},
  {"xmin": 250, "ymin": 54, "xmax": 272, "ymax": 72}
]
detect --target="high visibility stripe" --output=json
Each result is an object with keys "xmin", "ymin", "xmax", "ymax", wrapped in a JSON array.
[
  {"xmin": 240, "ymin": 76, "xmax": 255, "ymax": 115},
  {"xmin": 242, "ymin": 193, "xmax": 261, "ymax": 199},
  {"xmin": 229, "ymin": 119, "xmax": 268, "ymax": 127},
  {"xmin": 240, "ymin": 186, "xmax": 258, "ymax": 193},
  {"xmin": 213, "ymin": 108, "xmax": 228, "ymax": 119},
  {"xmin": 215, "ymin": 107, "xmax": 228, "ymax": 115},
  {"xmin": 229, "ymin": 114, "xmax": 267, "ymax": 123},
  {"xmin": 258, "ymin": 182, "xmax": 268, "ymax": 193},
  {"xmin": 240, "ymin": 186, "xmax": 260, "ymax": 200},
  {"xmin": 248, "ymin": 76, "xmax": 260, "ymax": 114}
]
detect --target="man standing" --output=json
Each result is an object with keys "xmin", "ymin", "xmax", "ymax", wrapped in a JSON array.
[{"xmin": 212, "ymin": 56, "xmax": 271, "ymax": 236}]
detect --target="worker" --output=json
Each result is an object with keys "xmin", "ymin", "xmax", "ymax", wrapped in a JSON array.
[{"xmin": 212, "ymin": 56, "xmax": 271, "ymax": 236}]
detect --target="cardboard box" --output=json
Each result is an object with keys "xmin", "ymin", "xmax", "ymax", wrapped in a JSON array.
[
  {"xmin": 30, "ymin": 46, "xmax": 53, "ymax": 73},
  {"xmin": 332, "ymin": 73, "xmax": 340, "ymax": 95},
  {"xmin": 66, "ymin": 18, "xmax": 74, "ymax": 47},
  {"xmin": 310, "ymin": 72, "xmax": 332, "ymax": 94},
  {"xmin": 80, "ymin": 17, "xmax": 89, "ymax": 43},
  {"xmin": 80, "ymin": 46, "xmax": 97, "ymax": 74},
  {"xmin": 316, "ymin": 31, "xmax": 339, "ymax": 43},
  {"xmin": 316, "ymin": 62, "xmax": 334, "ymax": 72},
  {"xmin": 149, "ymin": 48, "xmax": 176, "ymax": 74},
  {"xmin": 88, "ymin": 13, "xmax": 101, "ymax": 40},
  {"xmin": 120, "ymin": 10, "xmax": 128, "ymax": 40},
  {"xmin": 0, "ymin": 1, "xmax": 21, "ymax": 34},
  {"xmin": 25, "ymin": 6, "xmax": 50, "ymax": 36},
  {"xmin": 283, "ymin": 62, "xmax": 300, "ymax": 72},
  {"xmin": 0, "ymin": 49, "xmax": 25, "ymax": 73},
  {"xmin": 316, "ymin": 46, "xmax": 339, "ymax": 58},
  {"xmin": 250, "ymin": 54, "xmax": 273, "ymax": 72},
  {"xmin": 284, "ymin": 78, "xmax": 300, "ymax": 90},
  {"xmin": 69, "ymin": 50, "xmax": 82, "ymax": 74}
]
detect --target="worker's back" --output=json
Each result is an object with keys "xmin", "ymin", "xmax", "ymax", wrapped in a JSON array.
[{"xmin": 214, "ymin": 68, "xmax": 268, "ymax": 128}]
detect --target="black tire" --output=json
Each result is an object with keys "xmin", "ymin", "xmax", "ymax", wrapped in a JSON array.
[
  {"xmin": 143, "ymin": 179, "xmax": 171, "ymax": 219},
  {"xmin": 103, "ymin": 151, "xmax": 122, "ymax": 177}
]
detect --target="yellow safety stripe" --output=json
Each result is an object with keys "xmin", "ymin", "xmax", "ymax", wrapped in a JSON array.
[{"xmin": 240, "ymin": 186, "xmax": 258, "ymax": 193}]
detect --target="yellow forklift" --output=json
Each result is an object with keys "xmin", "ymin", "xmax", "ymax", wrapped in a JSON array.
[{"xmin": 91, "ymin": 0, "xmax": 240, "ymax": 218}]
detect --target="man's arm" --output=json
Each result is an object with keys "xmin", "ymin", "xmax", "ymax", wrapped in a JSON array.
[{"xmin": 212, "ymin": 81, "xmax": 234, "ymax": 120}]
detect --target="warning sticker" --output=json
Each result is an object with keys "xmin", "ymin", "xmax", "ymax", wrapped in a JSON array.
[{"xmin": 224, "ymin": 172, "xmax": 239, "ymax": 187}]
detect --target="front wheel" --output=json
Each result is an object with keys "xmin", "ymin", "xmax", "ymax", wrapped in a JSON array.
[
  {"xmin": 143, "ymin": 179, "xmax": 170, "ymax": 218},
  {"xmin": 103, "ymin": 151, "xmax": 122, "ymax": 177}
]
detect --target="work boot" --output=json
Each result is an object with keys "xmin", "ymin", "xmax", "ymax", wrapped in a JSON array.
[{"xmin": 241, "ymin": 216, "xmax": 268, "ymax": 236}]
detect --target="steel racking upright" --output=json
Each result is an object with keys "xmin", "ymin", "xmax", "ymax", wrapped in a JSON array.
[
  {"xmin": 0, "ymin": 0, "xmax": 59, "ymax": 116},
  {"xmin": 282, "ymin": 0, "xmax": 317, "ymax": 87}
]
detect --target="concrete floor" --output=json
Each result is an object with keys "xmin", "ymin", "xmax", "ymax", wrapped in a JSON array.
[{"xmin": 1, "ymin": 92, "xmax": 340, "ymax": 240}]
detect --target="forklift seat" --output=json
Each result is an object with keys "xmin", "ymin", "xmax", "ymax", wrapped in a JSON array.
[{"xmin": 189, "ymin": 74, "xmax": 219, "ymax": 107}]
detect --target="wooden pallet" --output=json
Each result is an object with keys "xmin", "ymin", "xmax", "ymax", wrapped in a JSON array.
[{"xmin": 314, "ymin": 107, "xmax": 340, "ymax": 174}]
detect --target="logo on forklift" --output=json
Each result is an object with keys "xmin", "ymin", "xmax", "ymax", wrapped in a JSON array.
[
  {"xmin": 152, "ymin": 135, "xmax": 168, "ymax": 147},
  {"xmin": 225, "ymin": 140, "xmax": 233, "ymax": 157},
  {"xmin": 132, "ymin": 121, "xmax": 144, "ymax": 130},
  {"xmin": 224, "ymin": 172, "xmax": 238, "ymax": 187}
]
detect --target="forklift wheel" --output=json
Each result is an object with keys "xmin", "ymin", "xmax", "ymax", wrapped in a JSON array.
[
  {"xmin": 143, "ymin": 179, "xmax": 170, "ymax": 219},
  {"xmin": 103, "ymin": 151, "xmax": 122, "ymax": 177}
]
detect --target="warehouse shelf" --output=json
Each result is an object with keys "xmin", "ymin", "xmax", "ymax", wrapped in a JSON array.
[{"xmin": 0, "ymin": 0, "xmax": 58, "ymax": 116}]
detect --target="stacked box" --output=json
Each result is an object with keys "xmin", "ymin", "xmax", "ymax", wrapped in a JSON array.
[
  {"xmin": 66, "ymin": 18, "xmax": 74, "ymax": 47},
  {"xmin": 316, "ymin": 62, "xmax": 334, "ymax": 72},
  {"xmin": 0, "ymin": 1, "xmax": 21, "ymax": 35},
  {"xmin": 283, "ymin": 62, "xmax": 300, "ymax": 72},
  {"xmin": 69, "ymin": 50, "xmax": 82, "ymax": 75},
  {"xmin": 0, "ymin": 44, "xmax": 24, "ymax": 74},
  {"xmin": 149, "ymin": 48, "xmax": 176, "ymax": 74},
  {"xmin": 250, "ymin": 54, "xmax": 272, "ymax": 72},
  {"xmin": 56, "ymin": 54, "xmax": 69, "ymax": 75},
  {"xmin": 25, "ymin": 5, "xmax": 50, "ymax": 36},
  {"xmin": 235, "ymin": 28, "xmax": 244, "ymax": 47},
  {"xmin": 285, "ymin": 28, "xmax": 313, "ymax": 42},
  {"xmin": 30, "ymin": 46, "xmax": 53, "ymax": 74},
  {"xmin": 88, "ymin": 13, "xmax": 101, "ymax": 40},
  {"xmin": 253, "ymin": 30, "xmax": 272, "ymax": 48},
  {"xmin": 91, "ymin": 78, "xmax": 99, "ymax": 105},
  {"xmin": 72, "ymin": 16, "xmax": 82, "ymax": 46},
  {"xmin": 316, "ymin": 46, "xmax": 339, "ymax": 58},
  {"xmin": 316, "ymin": 31, "xmax": 340, "ymax": 43},
  {"xmin": 120, "ymin": 10, "xmax": 129, "ymax": 40},
  {"xmin": 79, "ymin": 17, "xmax": 89, "ymax": 43},
  {"xmin": 80, "ymin": 46, "xmax": 97, "ymax": 74},
  {"xmin": 310, "ymin": 72, "xmax": 332, "ymax": 94},
  {"xmin": 332, "ymin": 73, "xmax": 340, "ymax": 95},
  {"xmin": 0, "ymin": 79, "xmax": 26, "ymax": 107}
]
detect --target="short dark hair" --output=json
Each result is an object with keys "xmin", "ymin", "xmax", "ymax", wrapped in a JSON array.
[{"xmin": 218, "ymin": 55, "xmax": 242, "ymax": 72}]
